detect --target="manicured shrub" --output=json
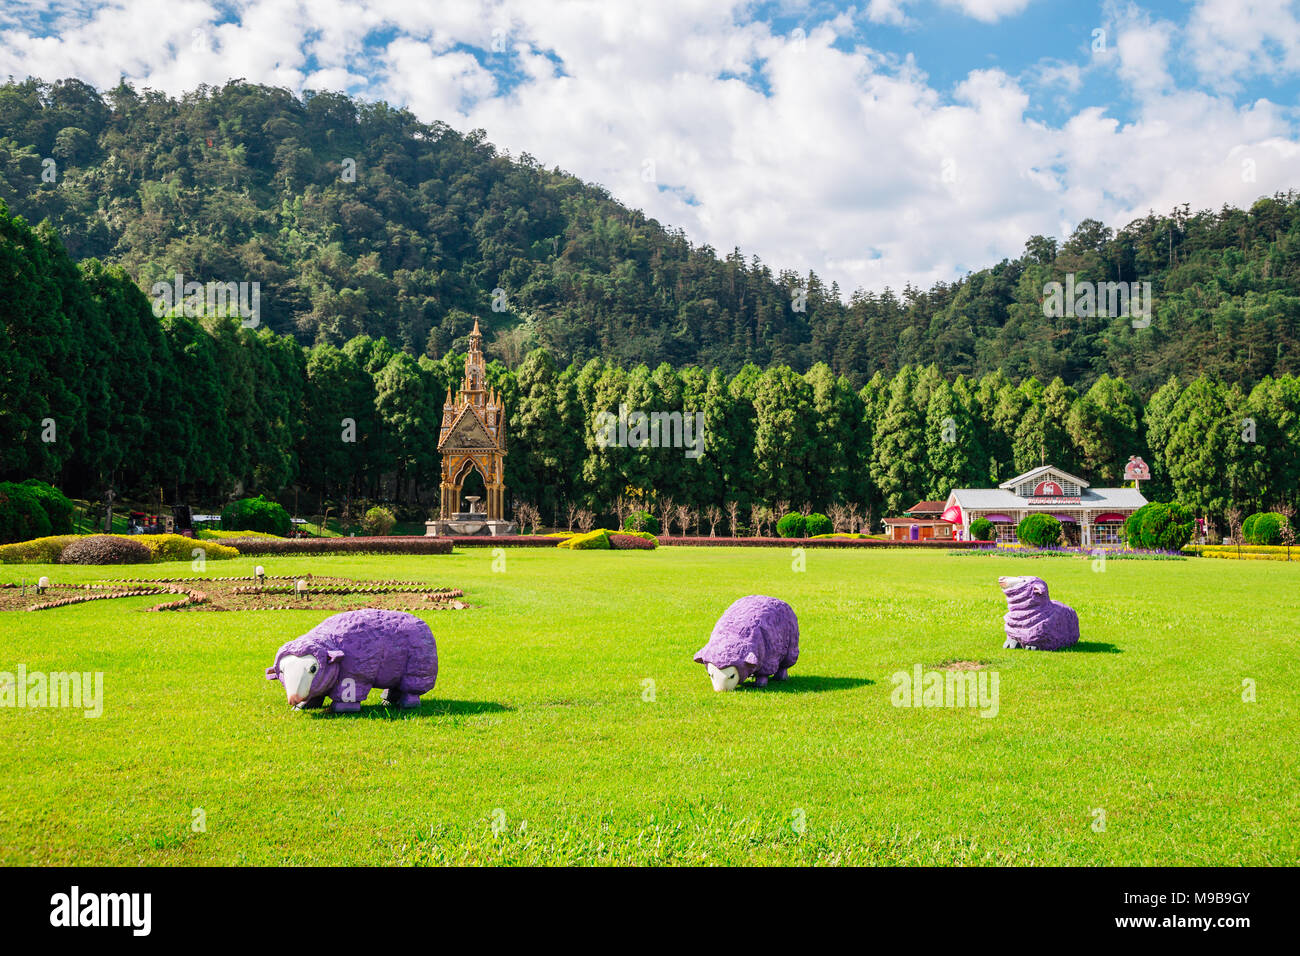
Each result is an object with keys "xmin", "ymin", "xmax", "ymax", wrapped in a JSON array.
[
  {"xmin": 805, "ymin": 513, "xmax": 832, "ymax": 537},
  {"xmin": 969, "ymin": 517, "xmax": 995, "ymax": 541},
  {"xmin": 557, "ymin": 529, "xmax": 612, "ymax": 550},
  {"xmin": 60, "ymin": 535, "xmax": 151, "ymax": 565},
  {"xmin": 1123, "ymin": 503, "xmax": 1154, "ymax": 546},
  {"xmin": 20, "ymin": 480, "xmax": 74, "ymax": 533},
  {"xmin": 624, "ymin": 510, "xmax": 660, "ymax": 535},
  {"xmin": 0, "ymin": 482, "xmax": 53, "ymax": 544},
  {"xmin": 608, "ymin": 533, "xmax": 656, "ymax": 550},
  {"xmin": 361, "ymin": 506, "xmax": 397, "ymax": 536},
  {"xmin": 129, "ymin": 534, "xmax": 238, "ymax": 563},
  {"xmin": 1016, "ymin": 513, "xmax": 1062, "ymax": 548},
  {"xmin": 220, "ymin": 495, "xmax": 291, "ymax": 536},
  {"xmin": 0, "ymin": 534, "xmax": 80, "ymax": 563},
  {"xmin": 776, "ymin": 512, "xmax": 807, "ymax": 538},
  {"xmin": 1243, "ymin": 512, "xmax": 1289, "ymax": 545},
  {"xmin": 1136, "ymin": 502, "xmax": 1196, "ymax": 551},
  {"xmin": 212, "ymin": 536, "xmax": 452, "ymax": 555}
]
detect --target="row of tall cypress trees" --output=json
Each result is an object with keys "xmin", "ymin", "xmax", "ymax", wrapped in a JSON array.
[{"xmin": 4, "ymin": 200, "xmax": 1298, "ymax": 525}]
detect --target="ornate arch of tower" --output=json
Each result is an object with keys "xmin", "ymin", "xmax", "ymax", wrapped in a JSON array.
[{"xmin": 436, "ymin": 318, "xmax": 508, "ymax": 521}]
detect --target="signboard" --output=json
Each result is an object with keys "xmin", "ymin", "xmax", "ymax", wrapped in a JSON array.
[
  {"xmin": 1123, "ymin": 456, "xmax": 1151, "ymax": 482},
  {"xmin": 1027, "ymin": 477, "xmax": 1080, "ymax": 505}
]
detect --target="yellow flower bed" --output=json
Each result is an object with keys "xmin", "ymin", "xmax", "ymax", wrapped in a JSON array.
[{"xmin": 1183, "ymin": 544, "xmax": 1297, "ymax": 559}]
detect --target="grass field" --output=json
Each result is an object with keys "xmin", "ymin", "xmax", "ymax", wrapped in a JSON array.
[{"xmin": 1, "ymin": 547, "xmax": 1297, "ymax": 865}]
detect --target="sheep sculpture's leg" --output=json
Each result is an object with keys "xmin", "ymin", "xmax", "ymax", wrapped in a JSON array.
[
  {"xmin": 774, "ymin": 667, "xmax": 789, "ymax": 681},
  {"xmin": 1002, "ymin": 637, "xmax": 1018, "ymax": 649},
  {"xmin": 382, "ymin": 687, "xmax": 423, "ymax": 709},
  {"xmin": 330, "ymin": 683, "xmax": 370, "ymax": 713},
  {"xmin": 754, "ymin": 675, "xmax": 769, "ymax": 687}
]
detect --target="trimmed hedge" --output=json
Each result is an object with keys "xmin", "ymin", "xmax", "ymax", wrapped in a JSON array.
[
  {"xmin": 131, "ymin": 534, "xmax": 239, "ymax": 563},
  {"xmin": 557, "ymin": 529, "xmax": 612, "ymax": 550},
  {"xmin": 624, "ymin": 511, "xmax": 660, "ymax": 534},
  {"xmin": 776, "ymin": 513, "xmax": 807, "ymax": 538},
  {"xmin": 212, "ymin": 536, "xmax": 452, "ymax": 555},
  {"xmin": 1016, "ymin": 513, "xmax": 1062, "ymax": 547},
  {"xmin": 608, "ymin": 533, "xmax": 657, "ymax": 549},
  {"xmin": 0, "ymin": 534, "xmax": 80, "ymax": 564},
  {"xmin": 804, "ymin": 513, "xmax": 832, "ymax": 537},
  {"xmin": 220, "ymin": 495, "xmax": 292, "ymax": 536},
  {"xmin": 659, "ymin": 536, "xmax": 992, "ymax": 548},
  {"xmin": 970, "ymin": 517, "xmax": 995, "ymax": 541},
  {"xmin": 60, "ymin": 535, "xmax": 151, "ymax": 565},
  {"xmin": 0, "ymin": 482, "xmax": 53, "ymax": 544}
]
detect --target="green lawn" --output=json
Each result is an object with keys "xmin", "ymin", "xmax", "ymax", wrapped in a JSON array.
[{"xmin": 1, "ymin": 547, "xmax": 1296, "ymax": 865}]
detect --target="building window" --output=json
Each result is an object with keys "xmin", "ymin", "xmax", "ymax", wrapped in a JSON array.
[
  {"xmin": 1094, "ymin": 522, "xmax": 1123, "ymax": 545},
  {"xmin": 994, "ymin": 523, "xmax": 1018, "ymax": 544}
]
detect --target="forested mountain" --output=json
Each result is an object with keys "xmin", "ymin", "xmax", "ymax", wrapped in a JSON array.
[{"xmin": 3, "ymin": 77, "xmax": 1300, "ymax": 393}]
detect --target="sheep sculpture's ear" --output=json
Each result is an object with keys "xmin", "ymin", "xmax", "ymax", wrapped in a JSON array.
[
  {"xmin": 743, "ymin": 652, "xmax": 759, "ymax": 665},
  {"xmin": 327, "ymin": 649, "xmax": 345, "ymax": 662},
  {"xmin": 264, "ymin": 665, "xmax": 278, "ymax": 681},
  {"xmin": 1032, "ymin": 579, "xmax": 1047, "ymax": 595}
]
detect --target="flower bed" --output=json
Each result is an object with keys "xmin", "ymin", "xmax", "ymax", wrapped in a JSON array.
[
  {"xmin": 949, "ymin": 545, "xmax": 1186, "ymax": 560},
  {"xmin": 1183, "ymin": 544, "xmax": 1297, "ymax": 561},
  {"xmin": 212, "ymin": 536, "xmax": 452, "ymax": 555},
  {"xmin": 1185, "ymin": 546, "xmax": 1294, "ymax": 561}
]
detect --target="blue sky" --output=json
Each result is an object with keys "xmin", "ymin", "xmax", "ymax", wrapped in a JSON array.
[{"xmin": 3, "ymin": 0, "xmax": 1300, "ymax": 294}]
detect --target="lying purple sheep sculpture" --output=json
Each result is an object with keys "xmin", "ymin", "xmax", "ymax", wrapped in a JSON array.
[
  {"xmin": 694, "ymin": 595, "xmax": 799, "ymax": 691},
  {"xmin": 999, "ymin": 575, "xmax": 1079, "ymax": 651},
  {"xmin": 264, "ymin": 608, "xmax": 438, "ymax": 712}
]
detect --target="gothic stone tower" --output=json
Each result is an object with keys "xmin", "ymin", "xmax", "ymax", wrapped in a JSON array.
[{"xmin": 437, "ymin": 319, "xmax": 508, "ymax": 520}]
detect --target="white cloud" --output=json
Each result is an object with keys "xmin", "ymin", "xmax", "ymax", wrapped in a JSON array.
[
  {"xmin": 1109, "ymin": 2, "xmax": 1177, "ymax": 96},
  {"xmin": 1186, "ymin": 0, "xmax": 1300, "ymax": 90}
]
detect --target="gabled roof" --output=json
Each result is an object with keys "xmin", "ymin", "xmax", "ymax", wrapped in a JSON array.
[
  {"xmin": 905, "ymin": 500, "xmax": 948, "ymax": 514},
  {"xmin": 947, "ymin": 487, "xmax": 1147, "ymax": 509},
  {"xmin": 997, "ymin": 464, "xmax": 1090, "ymax": 490},
  {"xmin": 438, "ymin": 403, "xmax": 499, "ymax": 452}
]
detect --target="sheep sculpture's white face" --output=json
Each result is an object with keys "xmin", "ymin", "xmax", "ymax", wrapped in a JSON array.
[
  {"xmin": 706, "ymin": 663, "xmax": 741, "ymax": 692},
  {"xmin": 998, "ymin": 575, "xmax": 1029, "ymax": 592},
  {"xmin": 278, "ymin": 653, "xmax": 320, "ymax": 707}
]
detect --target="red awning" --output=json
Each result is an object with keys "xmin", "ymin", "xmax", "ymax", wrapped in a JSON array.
[{"xmin": 1094, "ymin": 512, "xmax": 1127, "ymax": 523}]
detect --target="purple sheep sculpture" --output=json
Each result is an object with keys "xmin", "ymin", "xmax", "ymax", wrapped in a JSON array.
[
  {"xmin": 694, "ymin": 595, "xmax": 799, "ymax": 691},
  {"xmin": 999, "ymin": 575, "xmax": 1079, "ymax": 651},
  {"xmin": 264, "ymin": 608, "xmax": 438, "ymax": 712}
]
